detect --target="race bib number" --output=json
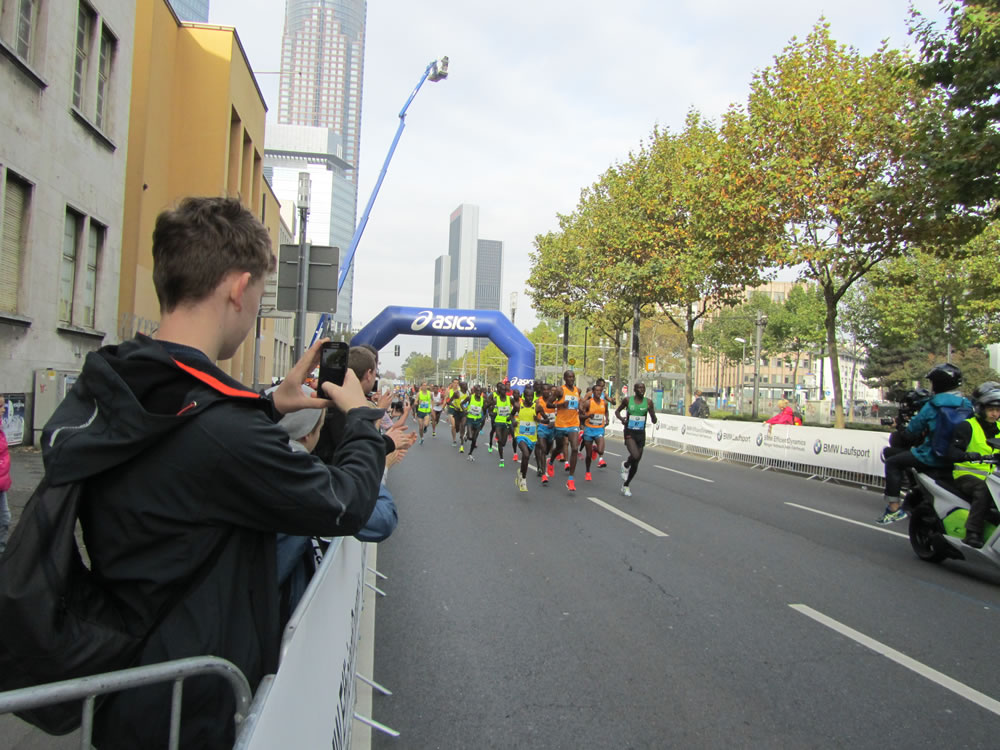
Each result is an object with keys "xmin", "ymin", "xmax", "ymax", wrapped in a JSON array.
[
  {"xmin": 627, "ymin": 416, "xmax": 646, "ymax": 430},
  {"xmin": 498, "ymin": 405, "xmax": 512, "ymax": 416},
  {"xmin": 588, "ymin": 414, "xmax": 605, "ymax": 427},
  {"xmin": 519, "ymin": 422, "xmax": 537, "ymax": 436},
  {"xmin": 565, "ymin": 396, "xmax": 579, "ymax": 410},
  {"xmin": 469, "ymin": 405, "xmax": 482, "ymax": 417}
]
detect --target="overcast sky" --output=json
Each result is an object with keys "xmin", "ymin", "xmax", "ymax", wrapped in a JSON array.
[{"xmin": 208, "ymin": 0, "xmax": 945, "ymax": 375}]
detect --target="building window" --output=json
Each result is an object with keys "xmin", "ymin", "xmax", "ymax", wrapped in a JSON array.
[
  {"xmin": 15, "ymin": 0, "xmax": 37, "ymax": 59},
  {"xmin": 71, "ymin": 1, "xmax": 116, "ymax": 134},
  {"xmin": 72, "ymin": 2, "xmax": 93, "ymax": 109},
  {"xmin": 60, "ymin": 209, "xmax": 82, "ymax": 323},
  {"xmin": 81, "ymin": 219, "xmax": 103, "ymax": 327},
  {"xmin": 95, "ymin": 26, "xmax": 113, "ymax": 129},
  {"xmin": 0, "ymin": 170, "xmax": 30, "ymax": 314}
]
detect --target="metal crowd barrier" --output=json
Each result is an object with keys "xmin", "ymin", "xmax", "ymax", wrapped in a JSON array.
[{"xmin": 0, "ymin": 656, "xmax": 252, "ymax": 750}]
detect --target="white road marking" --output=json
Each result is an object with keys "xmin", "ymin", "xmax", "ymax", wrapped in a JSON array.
[
  {"xmin": 604, "ymin": 450, "xmax": 622, "ymax": 457},
  {"xmin": 655, "ymin": 465, "xmax": 715, "ymax": 483},
  {"xmin": 785, "ymin": 502, "xmax": 908, "ymax": 539},
  {"xmin": 790, "ymin": 604, "xmax": 1000, "ymax": 717},
  {"xmin": 586, "ymin": 496, "xmax": 668, "ymax": 537}
]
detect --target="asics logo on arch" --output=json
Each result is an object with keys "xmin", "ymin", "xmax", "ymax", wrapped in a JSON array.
[
  {"xmin": 509, "ymin": 377, "xmax": 534, "ymax": 388},
  {"xmin": 410, "ymin": 310, "xmax": 477, "ymax": 332}
]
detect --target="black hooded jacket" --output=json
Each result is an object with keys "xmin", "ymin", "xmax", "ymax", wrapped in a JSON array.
[{"xmin": 41, "ymin": 334, "xmax": 385, "ymax": 749}]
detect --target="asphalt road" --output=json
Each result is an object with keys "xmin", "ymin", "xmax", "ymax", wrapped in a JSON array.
[{"xmin": 371, "ymin": 431, "xmax": 1000, "ymax": 749}]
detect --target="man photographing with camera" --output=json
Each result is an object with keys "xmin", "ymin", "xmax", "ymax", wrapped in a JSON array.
[{"xmin": 38, "ymin": 197, "xmax": 385, "ymax": 748}]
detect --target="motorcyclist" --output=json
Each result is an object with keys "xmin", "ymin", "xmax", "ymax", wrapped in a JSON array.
[
  {"xmin": 947, "ymin": 385, "xmax": 1000, "ymax": 548},
  {"xmin": 878, "ymin": 363, "xmax": 972, "ymax": 525}
]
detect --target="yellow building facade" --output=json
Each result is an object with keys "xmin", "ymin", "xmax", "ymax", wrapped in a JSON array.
[{"xmin": 120, "ymin": 0, "xmax": 288, "ymax": 387}]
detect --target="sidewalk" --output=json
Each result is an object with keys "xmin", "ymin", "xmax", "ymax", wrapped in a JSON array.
[{"xmin": 1, "ymin": 447, "xmax": 81, "ymax": 748}]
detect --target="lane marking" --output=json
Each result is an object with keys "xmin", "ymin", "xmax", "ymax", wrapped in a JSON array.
[
  {"xmin": 604, "ymin": 450, "xmax": 622, "ymax": 457},
  {"xmin": 790, "ymin": 604, "xmax": 1000, "ymax": 717},
  {"xmin": 586, "ymin": 496, "xmax": 668, "ymax": 537},
  {"xmin": 785, "ymin": 502, "xmax": 907, "ymax": 539},
  {"xmin": 655, "ymin": 465, "xmax": 715, "ymax": 483}
]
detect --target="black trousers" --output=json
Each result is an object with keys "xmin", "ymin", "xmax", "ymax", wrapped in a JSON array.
[
  {"xmin": 955, "ymin": 474, "xmax": 994, "ymax": 536},
  {"xmin": 883, "ymin": 448, "xmax": 937, "ymax": 499}
]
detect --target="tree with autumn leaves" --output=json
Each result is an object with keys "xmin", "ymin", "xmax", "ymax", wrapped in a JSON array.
[{"xmin": 529, "ymin": 17, "xmax": 999, "ymax": 428}]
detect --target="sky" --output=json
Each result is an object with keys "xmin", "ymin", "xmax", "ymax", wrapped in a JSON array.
[{"xmin": 208, "ymin": 0, "xmax": 946, "ymax": 376}]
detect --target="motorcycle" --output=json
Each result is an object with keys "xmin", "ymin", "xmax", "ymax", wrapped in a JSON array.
[{"xmin": 904, "ymin": 439, "xmax": 1000, "ymax": 566}]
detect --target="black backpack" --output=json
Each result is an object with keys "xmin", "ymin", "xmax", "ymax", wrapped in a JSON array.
[{"xmin": 0, "ymin": 478, "xmax": 223, "ymax": 735}]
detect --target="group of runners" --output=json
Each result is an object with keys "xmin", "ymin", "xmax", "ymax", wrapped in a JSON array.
[{"xmin": 398, "ymin": 371, "xmax": 659, "ymax": 497}]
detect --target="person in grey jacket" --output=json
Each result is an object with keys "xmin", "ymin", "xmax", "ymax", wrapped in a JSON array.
[{"xmin": 41, "ymin": 197, "xmax": 384, "ymax": 749}]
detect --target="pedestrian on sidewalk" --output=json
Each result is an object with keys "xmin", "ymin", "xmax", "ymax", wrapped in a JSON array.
[{"xmin": 0, "ymin": 395, "xmax": 10, "ymax": 555}]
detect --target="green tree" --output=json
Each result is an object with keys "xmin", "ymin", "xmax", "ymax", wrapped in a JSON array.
[
  {"xmin": 403, "ymin": 352, "xmax": 436, "ymax": 383},
  {"xmin": 741, "ymin": 21, "xmax": 948, "ymax": 427},
  {"xmin": 767, "ymin": 285, "xmax": 827, "ymax": 393},
  {"xmin": 910, "ymin": 0, "xmax": 1000, "ymax": 222}
]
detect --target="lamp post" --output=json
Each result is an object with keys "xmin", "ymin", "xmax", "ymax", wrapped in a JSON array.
[
  {"xmin": 336, "ymin": 57, "xmax": 449, "ymax": 294},
  {"xmin": 293, "ymin": 172, "xmax": 311, "ymax": 361},
  {"xmin": 598, "ymin": 357, "xmax": 606, "ymax": 378},
  {"xmin": 510, "ymin": 291, "xmax": 517, "ymax": 325},
  {"xmin": 734, "ymin": 337, "xmax": 746, "ymax": 413}
]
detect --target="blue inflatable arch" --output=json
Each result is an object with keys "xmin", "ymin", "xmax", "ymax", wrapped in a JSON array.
[{"xmin": 351, "ymin": 306, "xmax": 535, "ymax": 387}]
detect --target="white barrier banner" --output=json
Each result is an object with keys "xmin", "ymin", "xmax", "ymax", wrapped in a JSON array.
[
  {"xmin": 614, "ymin": 414, "xmax": 889, "ymax": 477},
  {"xmin": 241, "ymin": 537, "xmax": 366, "ymax": 750}
]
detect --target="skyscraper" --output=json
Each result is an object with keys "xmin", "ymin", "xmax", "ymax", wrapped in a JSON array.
[
  {"xmin": 168, "ymin": 0, "xmax": 209, "ymax": 22},
  {"xmin": 474, "ymin": 239, "xmax": 504, "ymax": 351},
  {"xmin": 438, "ymin": 204, "xmax": 504, "ymax": 361},
  {"xmin": 274, "ymin": 0, "xmax": 366, "ymax": 332}
]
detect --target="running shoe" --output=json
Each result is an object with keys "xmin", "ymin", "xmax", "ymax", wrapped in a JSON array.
[
  {"xmin": 620, "ymin": 484, "xmax": 632, "ymax": 498},
  {"xmin": 419, "ymin": 437, "xmax": 424, "ymax": 445},
  {"xmin": 546, "ymin": 461, "xmax": 555, "ymax": 478},
  {"xmin": 488, "ymin": 445, "xmax": 493, "ymax": 453},
  {"xmin": 518, "ymin": 475, "xmax": 528, "ymax": 492},
  {"xmin": 498, "ymin": 460, "xmax": 505, "ymax": 469},
  {"xmin": 459, "ymin": 445, "xmax": 465, "ymax": 453},
  {"xmin": 620, "ymin": 461, "xmax": 627, "ymax": 481},
  {"xmin": 451, "ymin": 440, "xmax": 456, "ymax": 447},
  {"xmin": 536, "ymin": 467, "xmax": 544, "ymax": 478},
  {"xmin": 875, "ymin": 505, "xmax": 907, "ymax": 525},
  {"xmin": 585, "ymin": 472, "xmax": 592, "ymax": 482},
  {"xmin": 598, "ymin": 458, "xmax": 607, "ymax": 468},
  {"xmin": 432, "ymin": 431, "xmax": 436, "ymax": 438},
  {"xmin": 556, "ymin": 453, "xmax": 564, "ymax": 461},
  {"xmin": 467, "ymin": 454, "xmax": 476, "ymax": 462},
  {"xmin": 541, "ymin": 474, "xmax": 549, "ymax": 486},
  {"xmin": 566, "ymin": 478, "xmax": 576, "ymax": 492},
  {"xmin": 564, "ymin": 462, "xmax": 571, "ymax": 472},
  {"xmin": 592, "ymin": 450, "xmax": 599, "ymax": 461}
]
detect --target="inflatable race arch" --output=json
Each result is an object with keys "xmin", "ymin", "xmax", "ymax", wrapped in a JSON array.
[{"xmin": 350, "ymin": 306, "xmax": 535, "ymax": 386}]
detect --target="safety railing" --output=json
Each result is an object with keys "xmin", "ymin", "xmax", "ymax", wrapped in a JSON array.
[{"xmin": 0, "ymin": 656, "xmax": 252, "ymax": 750}]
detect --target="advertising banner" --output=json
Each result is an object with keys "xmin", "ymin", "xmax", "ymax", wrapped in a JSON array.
[
  {"xmin": 1, "ymin": 393, "xmax": 26, "ymax": 446},
  {"xmin": 241, "ymin": 537, "xmax": 366, "ymax": 750},
  {"xmin": 617, "ymin": 414, "xmax": 889, "ymax": 479}
]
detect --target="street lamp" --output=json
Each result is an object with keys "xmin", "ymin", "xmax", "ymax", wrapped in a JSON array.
[
  {"xmin": 336, "ymin": 57, "xmax": 449, "ymax": 294},
  {"xmin": 734, "ymin": 337, "xmax": 746, "ymax": 413},
  {"xmin": 598, "ymin": 357, "xmax": 606, "ymax": 378}
]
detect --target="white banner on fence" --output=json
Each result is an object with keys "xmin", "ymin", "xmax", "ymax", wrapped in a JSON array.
[
  {"xmin": 240, "ymin": 536, "xmax": 366, "ymax": 750},
  {"xmin": 611, "ymin": 414, "xmax": 889, "ymax": 478}
]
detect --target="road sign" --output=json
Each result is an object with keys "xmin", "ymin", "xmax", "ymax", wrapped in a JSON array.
[
  {"xmin": 277, "ymin": 243, "xmax": 340, "ymax": 313},
  {"xmin": 568, "ymin": 358, "xmax": 576, "ymax": 366},
  {"xmin": 645, "ymin": 355, "xmax": 656, "ymax": 372}
]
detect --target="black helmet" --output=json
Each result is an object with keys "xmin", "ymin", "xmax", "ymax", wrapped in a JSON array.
[
  {"xmin": 974, "ymin": 386, "xmax": 1000, "ymax": 415},
  {"xmin": 972, "ymin": 381, "xmax": 1000, "ymax": 401},
  {"xmin": 925, "ymin": 363, "xmax": 962, "ymax": 393},
  {"xmin": 903, "ymin": 387, "xmax": 931, "ymax": 411}
]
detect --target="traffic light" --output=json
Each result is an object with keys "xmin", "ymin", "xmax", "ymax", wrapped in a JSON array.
[{"xmin": 394, "ymin": 344, "xmax": 400, "ymax": 357}]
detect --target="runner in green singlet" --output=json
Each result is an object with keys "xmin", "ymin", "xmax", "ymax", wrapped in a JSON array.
[{"xmin": 614, "ymin": 382, "xmax": 658, "ymax": 497}]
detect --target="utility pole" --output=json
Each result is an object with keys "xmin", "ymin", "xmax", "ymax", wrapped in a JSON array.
[
  {"xmin": 752, "ymin": 310, "xmax": 766, "ymax": 419},
  {"xmin": 583, "ymin": 326, "xmax": 589, "ymax": 374},
  {"xmin": 562, "ymin": 314, "xmax": 569, "ymax": 369},
  {"xmin": 293, "ymin": 172, "xmax": 311, "ymax": 362}
]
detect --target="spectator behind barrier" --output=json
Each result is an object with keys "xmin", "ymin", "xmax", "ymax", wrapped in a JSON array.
[
  {"xmin": 765, "ymin": 399, "xmax": 795, "ymax": 427},
  {"xmin": 275, "ymin": 386, "xmax": 399, "ymax": 617},
  {"xmin": 39, "ymin": 196, "xmax": 386, "ymax": 749},
  {"xmin": 0, "ymin": 394, "xmax": 10, "ymax": 556}
]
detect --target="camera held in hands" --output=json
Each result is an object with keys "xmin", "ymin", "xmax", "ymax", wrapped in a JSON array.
[{"xmin": 318, "ymin": 341, "xmax": 349, "ymax": 390}]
